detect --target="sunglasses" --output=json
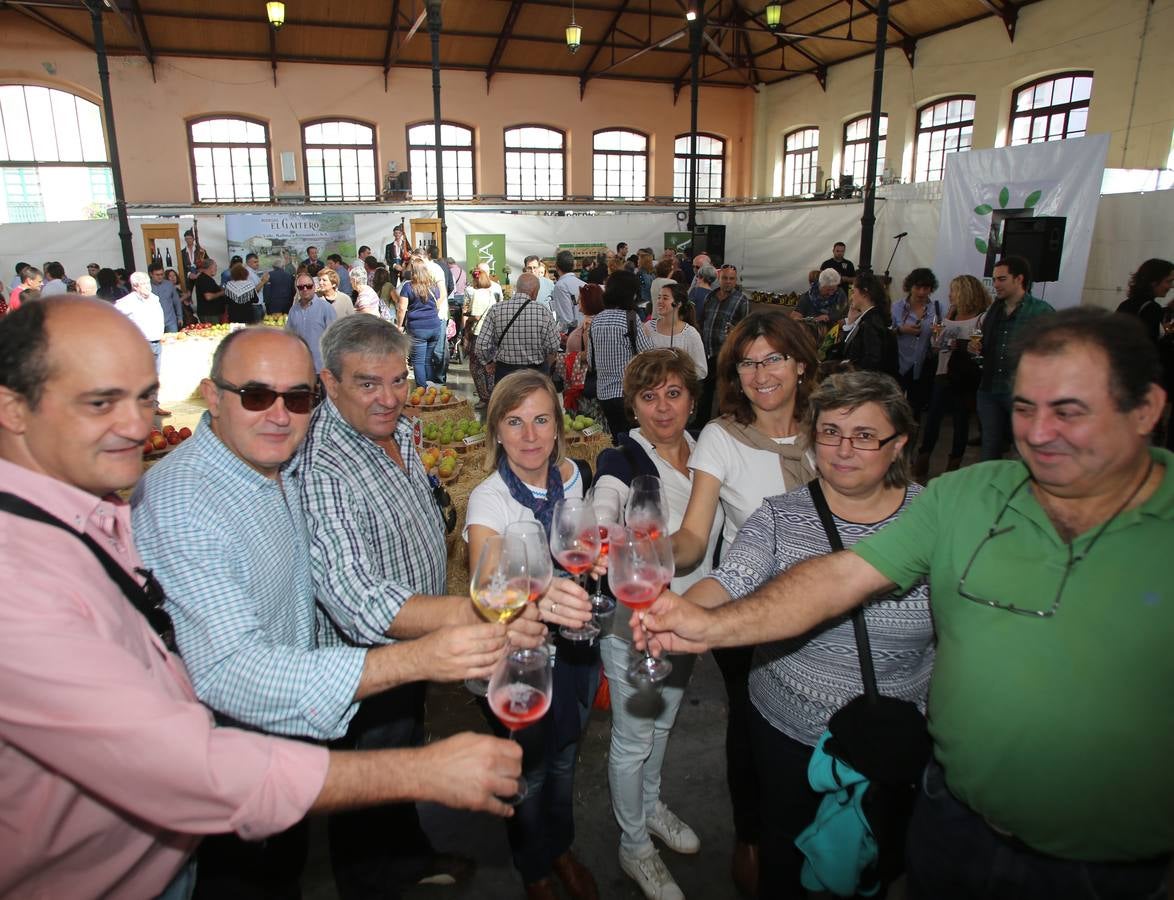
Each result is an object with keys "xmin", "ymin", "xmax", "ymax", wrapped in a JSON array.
[
  {"xmin": 214, "ymin": 379, "xmax": 317, "ymax": 414},
  {"xmin": 296, "ymin": 282, "xmax": 315, "ymax": 290}
]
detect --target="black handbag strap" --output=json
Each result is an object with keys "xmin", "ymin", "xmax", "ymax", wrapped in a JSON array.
[
  {"xmin": 496, "ymin": 297, "xmax": 533, "ymax": 347},
  {"xmin": 807, "ymin": 479, "xmax": 879, "ymax": 704},
  {"xmin": 0, "ymin": 492, "xmax": 177, "ymax": 651}
]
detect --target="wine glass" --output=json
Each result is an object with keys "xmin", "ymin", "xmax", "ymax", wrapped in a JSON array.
[
  {"xmin": 486, "ymin": 647, "xmax": 552, "ymax": 805},
  {"xmin": 465, "ymin": 534, "xmax": 529, "ymax": 697},
  {"xmin": 589, "ymin": 485, "xmax": 625, "ymax": 618},
  {"xmin": 625, "ymin": 475, "xmax": 669, "ymax": 541},
  {"xmin": 549, "ymin": 498, "xmax": 601, "ymax": 642},
  {"xmin": 610, "ymin": 526, "xmax": 674, "ymax": 683},
  {"xmin": 505, "ymin": 521, "xmax": 554, "ymax": 610}
]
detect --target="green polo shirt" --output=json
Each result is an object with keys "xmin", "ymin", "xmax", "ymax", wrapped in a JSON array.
[{"xmin": 852, "ymin": 448, "xmax": 1174, "ymax": 861}]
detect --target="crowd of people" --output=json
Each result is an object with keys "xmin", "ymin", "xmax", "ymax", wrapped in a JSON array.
[{"xmin": 0, "ymin": 239, "xmax": 1171, "ymax": 900}]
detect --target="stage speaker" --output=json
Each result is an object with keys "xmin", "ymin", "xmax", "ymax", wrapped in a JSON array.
[
  {"xmin": 1001, "ymin": 216, "xmax": 1066, "ymax": 283},
  {"xmin": 692, "ymin": 224, "xmax": 726, "ymax": 266}
]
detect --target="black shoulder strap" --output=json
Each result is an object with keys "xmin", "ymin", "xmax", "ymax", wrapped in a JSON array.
[
  {"xmin": 0, "ymin": 492, "xmax": 176, "ymax": 651},
  {"xmin": 497, "ymin": 298, "xmax": 533, "ymax": 346},
  {"xmin": 626, "ymin": 309, "xmax": 640, "ymax": 356},
  {"xmin": 807, "ymin": 479, "xmax": 878, "ymax": 703},
  {"xmin": 574, "ymin": 457, "xmax": 593, "ymax": 491}
]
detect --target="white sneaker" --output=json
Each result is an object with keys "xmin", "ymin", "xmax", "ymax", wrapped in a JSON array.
[
  {"xmin": 646, "ymin": 802, "xmax": 701, "ymax": 855},
  {"xmin": 619, "ymin": 846, "xmax": 685, "ymax": 900}
]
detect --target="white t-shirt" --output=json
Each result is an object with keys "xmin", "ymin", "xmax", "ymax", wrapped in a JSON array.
[
  {"xmin": 689, "ymin": 421, "xmax": 814, "ymax": 549},
  {"xmin": 425, "ymin": 259, "xmax": 449, "ymax": 319},
  {"xmin": 933, "ymin": 314, "xmax": 983, "ymax": 376},
  {"xmin": 644, "ymin": 321, "xmax": 708, "ymax": 380},
  {"xmin": 464, "ymin": 286, "xmax": 498, "ymax": 336},
  {"xmin": 463, "ymin": 462, "xmax": 585, "ymax": 543},
  {"xmin": 593, "ymin": 429, "xmax": 722, "ymax": 596}
]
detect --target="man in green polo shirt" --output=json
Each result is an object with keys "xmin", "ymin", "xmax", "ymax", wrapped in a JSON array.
[{"xmin": 640, "ymin": 308, "xmax": 1172, "ymax": 898}]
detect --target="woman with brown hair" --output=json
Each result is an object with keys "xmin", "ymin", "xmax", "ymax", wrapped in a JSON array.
[
  {"xmin": 914, "ymin": 273, "xmax": 991, "ymax": 479},
  {"xmin": 396, "ymin": 257, "xmax": 443, "ymax": 386},
  {"xmin": 670, "ymin": 309, "xmax": 821, "ymax": 895},
  {"xmin": 464, "ymin": 265, "xmax": 500, "ymax": 403},
  {"xmin": 828, "ymin": 272, "xmax": 898, "ymax": 378}
]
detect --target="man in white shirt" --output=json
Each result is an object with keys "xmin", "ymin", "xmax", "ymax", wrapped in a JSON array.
[
  {"xmin": 40, "ymin": 262, "xmax": 69, "ymax": 297},
  {"xmin": 245, "ymin": 253, "xmax": 266, "ymax": 306},
  {"xmin": 116, "ymin": 272, "xmax": 169, "ymax": 416},
  {"xmin": 551, "ymin": 250, "xmax": 585, "ymax": 335},
  {"xmin": 424, "ymin": 249, "xmax": 452, "ymax": 383}
]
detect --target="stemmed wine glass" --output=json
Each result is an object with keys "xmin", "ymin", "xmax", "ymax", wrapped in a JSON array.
[
  {"xmin": 505, "ymin": 521, "xmax": 554, "ymax": 612},
  {"xmin": 625, "ymin": 474, "xmax": 670, "ymax": 541},
  {"xmin": 486, "ymin": 647, "xmax": 552, "ymax": 805},
  {"xmin": 465, "ymin": 534, "xmax": 530, "ymax": 697},
  {"xmin": 589, "ymin": 485, "xmax": 625, "ymax": 618},
  {"xmin": 549, "ymin": 498, "xmax": 601, "ymax": 642},
  {"xmin": 610, "ymin": 525, "xmax": 675, "ymax": 683}
]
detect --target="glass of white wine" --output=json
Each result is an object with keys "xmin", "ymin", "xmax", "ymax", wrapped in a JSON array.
[{"xmin": 465, "ymin": 534, "xmax": 530, "ymax": 697}]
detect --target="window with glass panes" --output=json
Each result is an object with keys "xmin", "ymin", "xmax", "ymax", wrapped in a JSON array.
[
  {"xmin": 303, "ymin": 120, "xmax": 377, "ymax": 201},
  {"xmin": 504, "ymin": 126, "xmax": 565, "ymax": 200},
  {"xmin": 841, "ymin": 115, "xmax": 887, "ymax": 187},
  {"xmin": 188, "ymin": 116, "xmax": 272, "ymax": 203},
  {"xmin": 1009, "ymin": 72, "xmax": 1093, "ymax": 146},
  {"xmin": 914, "ymin": 96, "xmax": 975, "ymax": 182},
  {"xmin": 406, "ymin": 122, "xmax": 475, "ymax": 200},
  {"xmin": 783, "ymin": 127, "xmax": 819, "ymax": 196},
  {"xmin": 0, "ymin": 84, "xmax": 115, "ymax": 223},
  {"xmin": 593, "ymin": 129, "xmax": 648, "ymax": 201},
  {"xmin": 673, "ymin": 133, "xmax": 724, "ymax": 202}
]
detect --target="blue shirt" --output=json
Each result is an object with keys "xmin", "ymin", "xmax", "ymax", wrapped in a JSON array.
[
  {"xmin": 300, "ymin": 399, "xmax": 447, "ymax": 646},
  {"xmin": 151, "ymin": 278, "xmax": 183, "ymax": 332},
  {"xmin": 286, "ymin": 296, "xmax": 337, "ymax": 371},
  {"xmin": 131, "ymin": 412, "xmax": 366, "ymax": 740},
  {"xmin": 334, "ymin": 266, "xmax": 352, "ymax": 296},
  {"xmin": 551, "ymin": 273, "xmax": 585, "ymax": 333}
]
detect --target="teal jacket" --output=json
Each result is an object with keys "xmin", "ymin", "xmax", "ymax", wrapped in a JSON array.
[{"xmin": 795, "ymin": 732, "xmax": 880, "ymax": 897}]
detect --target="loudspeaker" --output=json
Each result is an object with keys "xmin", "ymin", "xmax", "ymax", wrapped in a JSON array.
[
  {"xmin": 1001, "ymin": 216, "xmax": 1066, "ymax": 283},
  {"xmin": 692, "ymin": 224, "xmax": 726, "ymax": 266}
]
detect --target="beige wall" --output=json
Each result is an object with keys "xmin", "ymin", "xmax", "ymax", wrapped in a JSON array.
[
  {"xmin": 0, "ymin": 18, "xmax": 753, "ymax": 203},
  {"xmin": 752, "ymin": 0, "xmax": 1174, "ymax": 196}
]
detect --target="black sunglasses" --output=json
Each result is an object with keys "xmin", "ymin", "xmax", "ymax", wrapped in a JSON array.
[
  {"xmin": 296, "ymin": 282, "xmax": 315, "ymax": 289},
  {"xmin": 214, "ymin": 379, "xmax": 317, "ymax": 414}
]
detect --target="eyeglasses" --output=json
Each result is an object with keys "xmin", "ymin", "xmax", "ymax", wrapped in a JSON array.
[
  {"xmin": 213, "ymin": 379, "xmax": 317, "ymax": 414},
  {"xmin": 813, "ymin": 427, "xmax": 900, "ymax": 451},
  {"xmin": 736, "ymin": 352, "xmax": 791, "ymax": 373},
  {"xmin": 296, "ymin": 282, "xmax": 315, "ymax": 290}
]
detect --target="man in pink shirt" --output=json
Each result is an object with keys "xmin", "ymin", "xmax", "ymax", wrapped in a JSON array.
[{"xmin": 0, "ymin": 297, "xmax": 522, "ymax": 900}]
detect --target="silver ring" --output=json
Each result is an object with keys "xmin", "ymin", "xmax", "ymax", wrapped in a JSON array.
[{"xmin": 552, "ymin": 601, "xmax": 559, "ymax": 614}]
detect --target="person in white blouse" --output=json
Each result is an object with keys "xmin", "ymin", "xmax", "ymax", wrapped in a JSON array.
[
  {"xmin": 669, "ymin": 310, "xmax": 821, "ymax": 896},
  {"xmin": 644, "ymin": 283, "xmax": 707, "ymax": 380},
  {"xmin": 592, "ymin": 349, "xmax": 723, "ymax": 900}
]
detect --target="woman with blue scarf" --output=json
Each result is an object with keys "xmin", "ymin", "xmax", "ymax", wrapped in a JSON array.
[{"xmin": 464, "ymin": 369, "xmax": 602, "ymax": 900}]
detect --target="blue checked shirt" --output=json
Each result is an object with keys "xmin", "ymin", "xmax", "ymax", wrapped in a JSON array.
[
  {"xmin": 300, "ymin": 397, "xmax": 447, "ymax": 646},
  {"xmin": 132, "ymin": 412, "xmax": 366, "ymax": 740}
]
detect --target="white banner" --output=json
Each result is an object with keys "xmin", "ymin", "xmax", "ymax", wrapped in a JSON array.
[{"xmin": 932, "ymin": 134, "xmax": 1109, "ymax": 309}]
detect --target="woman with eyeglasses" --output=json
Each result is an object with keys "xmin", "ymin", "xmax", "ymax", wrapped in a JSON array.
[
  {"xmin": 670, "ymin": 309, "xmax": 820, "ymax": 895},
  {"xmin": 678, "ymin": 370, "xmax": 934, "ymax": 899},
  {"xmin": 463, "ymin": 370, "xmax": 601, "ymax": 900}
]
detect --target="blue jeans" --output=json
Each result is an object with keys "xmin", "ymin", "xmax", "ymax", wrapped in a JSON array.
[
  {"xmin": 907, "ymin": 760, "xmax": 1169, "ymax": 900},
  {"xmin": 976, "ymin": 389, "xmax": 1013, "ymax": 461},
  {"xmin": 600, "ymin": 636, "xmax": 695, "ymax": 855},
  {"xmin": 409, "ymin": 321, "xmax": 444, "ymax": 387}
]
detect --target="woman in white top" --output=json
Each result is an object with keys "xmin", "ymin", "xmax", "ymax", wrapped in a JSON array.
[
  {"xmin": 644, "ymin": 283, "xmax": 707, "ymax": 379},
  {"xmin": 349, "ymin": 265, "xmax": 381, "ymax": 317},
  {"xmin": 463, "ymin": 370, "xmax": 601, "ymax": 900},
  {"xmin": 914, "ymin": 273, "xmax": 991, "ymax": 479},
  {"xmin": 592, "ymin": 349, "xmax": 724, "ymax": 899},
  {"xmin": 670, "ymin": 310, "xmax": 821, "ymax": 895},
  {"xmin": 463, "ymin": 266, "xmax": 499, "ymax": 403}
]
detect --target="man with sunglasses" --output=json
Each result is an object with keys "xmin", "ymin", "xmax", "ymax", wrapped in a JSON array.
[
  {"xmin": 133, "ymin": 325, "xmax": 531, "ymax": 896},
  {"xmin": 640, "ymin": 308, "xmax": 1173, "ymax": 900},
  {"xmin": 0, "ymin": 299, "xmax": 524, "ymax": 900},
  {"xmin": 286, "ymin": 273, "xmax": 337, "ymax": 373}
]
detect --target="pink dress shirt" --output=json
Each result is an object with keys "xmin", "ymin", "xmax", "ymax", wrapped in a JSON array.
[{"xmin": 0, "ymin": 459, "xmax": 330, "ymax": 899}]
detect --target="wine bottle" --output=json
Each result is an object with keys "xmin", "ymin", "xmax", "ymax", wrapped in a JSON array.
[{"xmin": 165, "ymin": 248, "xmax": 173, "ymax": 268}]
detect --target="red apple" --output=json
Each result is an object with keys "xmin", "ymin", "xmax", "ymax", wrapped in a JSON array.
[
  {"xmin": 178, "ymin": 427, "xmax": 192, "ymax": 439},
  {"xmin": 166, "ymin": 433, "xmax": 180, "ymax": 445},
  {"xmin": 150, "ymin": 434, "xmax": 167, "ymax": 451}
]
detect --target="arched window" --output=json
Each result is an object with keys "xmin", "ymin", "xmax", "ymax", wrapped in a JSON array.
[
  {"xmin": 303, "ymin": 119, "xmax": 377, "ymax": 202},
  {"xmin": 783, "ymin": 127, "xmax": 819, "ymax": 197},
  {"xmin": 593, "ymin": 129, "xmax": 648, "ymax": 201},
  {"xmin": 188, "ymin": 116, "xmax": 272, "ymax": 203},
  {"xmin": 406, "ymin": 121, "xmax": 475, "ymax": 201},
  {"xmin": 914, "ymin": 96, "xmax": 975, "ymax": 182},
  {"xmin": 0, "ymin": 84, "xmax": 113, "ymax": 223},
  {"xmin": 1010, "ymin": 72, "xmax": 1093, "ymax": 146},
  {"xmin": 842, "ymin": 114, "xmax": 887, "ymax": 187},
  {"xmin": 504, "ymin": 126, "xmax": 565, "ymax": 201},
  {"xmin": 673, "ymin": 133, "xmax": 725, "ymax": 202}
]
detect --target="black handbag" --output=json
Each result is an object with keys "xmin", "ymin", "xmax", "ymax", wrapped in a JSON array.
[{"xmin": 808, "ymin": 480, "xmax": 932, "ymax": 892}]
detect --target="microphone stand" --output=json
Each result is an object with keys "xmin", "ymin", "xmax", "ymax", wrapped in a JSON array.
[{"xmin": 884, "ymin": 233, "xmax": 905, "ymax": 279}]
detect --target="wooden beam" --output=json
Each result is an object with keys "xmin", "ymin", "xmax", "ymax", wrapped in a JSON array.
[
  {"xmin": 382, "ymin": 0, "xmax": 401, "ymax": 88},
  {"xmin": 485, "ymin": 0, "xmax": 524, "ymax": 90},
  {"xmin": 6, "ymin": 3, "xmax": 93, "ymax": 49},
  {"xmin": 383, "ymin": 7, "xmax": 427, "ymax": 70},
  {"xmin": 578, "ymin": 0, "xmax": 633, "ymax": 98}
]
